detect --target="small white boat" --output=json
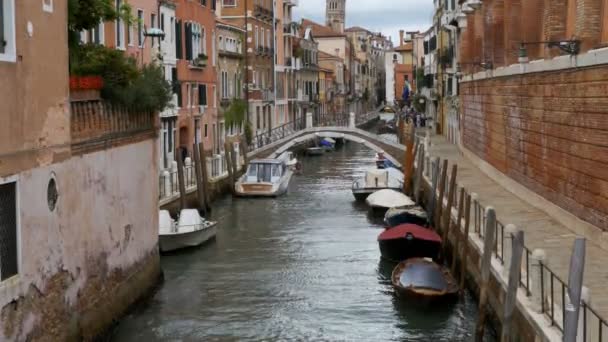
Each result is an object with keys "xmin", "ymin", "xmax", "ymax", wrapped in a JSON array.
[
  {"xmin": 366, "ymin": 189, "xmax": 415, "ymax": 215},
  {"xmin": 159, "ymin": 209, "xmax": 217, "ymax": 252},
  {"xmin": 352, "ymin": 168, "xmax": 404, "ymax": 201},
  {"xmin": 235, "ymin": 152, "xmax": 295, "ymax": 197}
]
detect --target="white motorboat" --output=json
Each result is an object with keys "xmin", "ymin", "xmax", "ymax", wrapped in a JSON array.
[
  {"xmin": 159, "ymin": 209, "xmax": 217, "ymax": 252},
  {"xmin": 366, "ymin": 189, "xmax": 415, "ymax": 215},
  {"xmin": 352, "ymin": 167, "xmax": 404, "ymax": 201},
  {"xmin": 235, "ymin": 152, "xmax": 295, "ymax": 197}
]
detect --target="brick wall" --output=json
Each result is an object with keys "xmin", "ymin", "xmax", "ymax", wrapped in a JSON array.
[{"xmin": 460, "ymin": 65, "xmax": 608, "ymax": 231}]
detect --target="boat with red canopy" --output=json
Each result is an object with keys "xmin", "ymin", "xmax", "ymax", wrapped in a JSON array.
[{"xmin": 377, "ymin": 224, "xmax": 441, "ymax": 262}]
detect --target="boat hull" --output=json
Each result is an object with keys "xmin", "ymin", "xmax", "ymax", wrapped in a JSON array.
[
  {"xmin": 306, "ymin": 148, "xmax": 324, "ymax": 156},
  {"xmin": 391, "ymin": 259, "xmax": 459, "ymax": 304},
  {"xmin": 235, "ymin": 171, "xmax": 293, "ymax": 197},
  {"xmin": 160, "ymin": 224, "xmax": 217, "ymax": 252},
  {"xmin": 378, "ymin": 237, "xmax": 441, "ymax": 262},
  {"xmin": 351, "ymin": 187, "xmax": 402, "ymax": 201}
]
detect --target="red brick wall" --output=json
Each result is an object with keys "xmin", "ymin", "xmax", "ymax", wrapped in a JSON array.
[{"xmin": 460, "ymin": 65, "xmax": 608, "ymax": 231}]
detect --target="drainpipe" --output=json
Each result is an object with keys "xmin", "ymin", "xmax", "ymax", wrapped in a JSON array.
[
  {"xmin": 273, "ymin": 0, "xmax": 278, "ymax": 128},
  {"xmin": 245, "ymin": 0, "xmax": 250, "ymax": 125}
]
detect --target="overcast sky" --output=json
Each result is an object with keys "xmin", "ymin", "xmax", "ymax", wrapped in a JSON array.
[{"xmin": 293, "ymin": 0, "xmax": 434, "ymax": 45}]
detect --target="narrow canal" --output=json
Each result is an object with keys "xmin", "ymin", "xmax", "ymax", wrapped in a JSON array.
[{"xmin": 112, "ymin": 142, "xmax": 494, "ymax": 341}]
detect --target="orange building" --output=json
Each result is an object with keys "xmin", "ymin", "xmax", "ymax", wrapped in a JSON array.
[
  {"xmin": 174, "ymin": 0, "xmax": 218, "ymax": 157},
  {"xmin": 218, "ymin": 0, "xmax": 275, "ymax": 135},
  {"xmin": 393, "ymin": 31, "xmax": 414, "ymax": 105}
]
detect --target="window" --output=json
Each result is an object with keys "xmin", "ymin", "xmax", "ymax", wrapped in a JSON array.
[
  {"xmin": 223, "ymin": 0, "xmax": 236, "ymax": 6},
  {"xmin": 137, "ymin": 10, "xmax": 144, "ymax": 47},
  {"xmin": 116, "ymin": 0, "xmax": 124, "ymax": 49},
  {"xmin": 151, "ymin": 13, "xmax": 156, "ymax": 48},
  {"xmin": 127, "ymin": 23, "xmax": 132, "ymax": 46},
  {"xmin": 43, "ymin": 0, "xmax": 53, "ymax": 12},
  {"xmin": 221, "ymin": 71, "xmax": 228, "ymax": 98},
  {"xmin": 175, "ymin": 19, "xmax": 182, "ymax": 59},
  {"xmin": 199, "ymin": 84, "xmax": 207, "ymax": 107},
  {"xmin": 204, "ymin": 124, "xmax": 208, "ymax": 138},
  {"xmin": 194, "ymin": 119, "xmax": 201, "ymax": 144},
  {"xmin": 255, "ymin": 26, "xmax": 259, "ymax": 49},
  {"xmin": 266, "ymin": 29, "xmax": 270, "ymax": 48},
  {"xmin": 0, "ymin": 181, "xmax": 18, "ymax": 280}
]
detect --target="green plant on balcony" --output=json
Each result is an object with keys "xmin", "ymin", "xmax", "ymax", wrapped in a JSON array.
[
  {"xmin": 194, "ymin": 53, "xmax": 208, "ymax": 66},
  {"xmin": 224, "ymin": 99, "xmax": 247, "ymax": 128}
]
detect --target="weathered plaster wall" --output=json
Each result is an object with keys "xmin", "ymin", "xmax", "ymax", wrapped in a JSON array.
[{"xmin": 0, "ymin": 139, "xmax": 160, "ymax": 341}]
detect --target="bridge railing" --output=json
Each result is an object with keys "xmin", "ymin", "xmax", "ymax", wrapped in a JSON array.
[{"xmin": 249, "ymin": 119, "xmax": 306, "ymax": 152}]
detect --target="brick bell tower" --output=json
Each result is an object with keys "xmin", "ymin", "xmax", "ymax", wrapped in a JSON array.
[{"xmin": 326, "ymin": 0, "xmax": 346, "ymax": 33}]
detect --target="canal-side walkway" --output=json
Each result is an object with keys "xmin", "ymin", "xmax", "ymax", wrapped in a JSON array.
[{"xmin": 426, "ymin": 134, "xmax": 608, "ymax": 333}]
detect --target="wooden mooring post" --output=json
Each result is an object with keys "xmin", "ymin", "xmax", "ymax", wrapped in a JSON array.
[
  {"xmin": 192, "ymin": 143, "xmax": 207, "ymax": 216},
  {"xmin": 403, "ymin": 124, "xmax": 416, "ymax": 195},
  {"xmin": 175, "ymin": 148, "xmax": 187, "ymax": 210},
  {"xmin": 451, "ymin": 187, "xmax": 465, "ymax": 275},
  {"xmin": 198, "ymin": 142, "xmax": 211, "ymax": 211},
  {"xmin": 501, "ymin": 230, "xmax": 524, "ymax": 342},
  {"xmin": 475, "ymin": 207, "xmax": 497, "ymax": 342},
  {"xmin": 427, "ymin": 158, "xmax": 440, "ymax": 227},
  {"xmin": 224, "ymin": 142, "xmax": 235, "ymax": 194},
  {"xmin": 435, "ymin": 159, "xmax": 448, "ymax": 229},
  {"xmin": 413, "ymin": 145, "xmax": 425, "ymax": 204},
  {"xmin": 459, "ymin": 193, "xmax": 472, "ymax": 292}
]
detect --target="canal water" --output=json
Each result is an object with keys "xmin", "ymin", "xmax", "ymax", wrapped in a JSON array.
[{"xmin": 112, "ymin": 142, "xmax": 494, "ymax": 341}]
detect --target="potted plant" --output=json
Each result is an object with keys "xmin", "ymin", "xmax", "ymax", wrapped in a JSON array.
[{"xmin": 194, "ymin": 53, "xmax": 208, "ymax": 67}]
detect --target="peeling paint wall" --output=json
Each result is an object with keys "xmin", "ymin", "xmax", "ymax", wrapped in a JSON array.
[{"xmin": 0, "ymin": 140, "xmax": 160, "ymax": 341}]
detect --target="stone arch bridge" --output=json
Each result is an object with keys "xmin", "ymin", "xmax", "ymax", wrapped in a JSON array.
[{"xmin": 249, "ymin": 126, "xmax": 406, "ymax": 168}]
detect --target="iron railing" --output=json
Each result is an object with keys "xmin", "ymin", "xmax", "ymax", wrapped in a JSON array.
[{"xmin": 428, "ymin": 158, "xmax": 608, "ymax": 341}]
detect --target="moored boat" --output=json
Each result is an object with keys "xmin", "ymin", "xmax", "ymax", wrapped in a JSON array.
[
  {"xmin": 320, "ymin": 137, "xmax": 336, "ymax": 152},
  {"xmin": 384, "ymin": 206, "xmax": 428, "ymax": 227},
  {"xmin": 352, "ymin": 168, "xmax": 403, "ymax": 201},
  {"xmin": 159, "ymin": 209, "xmax": 218, "ymax": 252},
  {"xmin": 377, "ymin": 224, "xmax": 441, "ymax": 262},
  {"xmin": 365, "ymin": 189, "xmax": 414, "ymax": 215},
  {"xmin": 235, "ymin": 152, "xmax": 295, "ymax": 197},
  {"xmin": 306, "ymin": 147, "xmax": 324, "ymax": 156},
  {"xmin": 391, "ymin": 258, "xmax": 459, "ymax": 303}
]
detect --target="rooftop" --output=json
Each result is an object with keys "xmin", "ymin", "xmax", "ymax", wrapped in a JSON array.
[{"xmin": 301, "ymin": 18, "xmax": 345, "ymax": 38}]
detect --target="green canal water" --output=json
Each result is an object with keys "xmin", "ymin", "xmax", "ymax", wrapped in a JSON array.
[{"xmin": 111, "ymin": 142, "xmax": 495, "ymax": 341}]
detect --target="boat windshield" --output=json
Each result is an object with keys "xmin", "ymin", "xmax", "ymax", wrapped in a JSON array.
[
  {"xmin": 399, "ymin": 263, "xmax": 448, "ymax": 291},
  {"xmin": 247, "ymin": 163, "xmax": 272, "ymax": 183}
]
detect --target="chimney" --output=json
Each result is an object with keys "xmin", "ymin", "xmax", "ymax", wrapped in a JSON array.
[
  {"xmin": 399, "ymin": 30, "xmax": 404, "ymax": 45},
  {"xmin": 335, "ymin": 48, "xmax": 340, "ymax": 56}
]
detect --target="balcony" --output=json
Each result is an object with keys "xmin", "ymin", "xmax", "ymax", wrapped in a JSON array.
[
  {"xmin": 254, "ymin": 5, "xmax": 273, "ymax": 21},
  {"xmin": 262, "ymin": 89, "xmax": 275, "ymax": 102},
  {"xmin": 71, "ymin": 100, "xmax": 156, "ymax": 155}
]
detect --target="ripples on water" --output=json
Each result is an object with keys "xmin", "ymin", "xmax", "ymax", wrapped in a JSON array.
[{"xmin": 111, "ymin": 142, "xmax": 494, "ymax": 342}]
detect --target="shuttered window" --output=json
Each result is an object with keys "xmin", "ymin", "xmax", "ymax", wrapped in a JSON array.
[
  {"xmin": 175, "ymin": 20, "xmax": 183, "ymax": 59},
  {"xmin": 185, "ymin": 23, "xmax": 193, "ymax": 60},
  {"xmin": 199, "ymin": 84, "xmax": 207, "ymax": 107}
]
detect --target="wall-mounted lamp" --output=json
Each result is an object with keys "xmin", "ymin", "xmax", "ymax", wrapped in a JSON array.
[
  {"xmin": 467, "ymin": 0, "xmax": 482, "ymax": 10},
  {"xmin": 518, "ymin": 40, "xmax": 581, "ymax": 63}
]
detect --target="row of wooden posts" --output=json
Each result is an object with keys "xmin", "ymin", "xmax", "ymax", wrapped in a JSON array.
[
  {"xmin": 399, "ymin": 124, "xmax": 587, "ymax": 342},
  {"xmin": 173, "ymin": 139, "xmax": 250, "ymax": 213}
]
